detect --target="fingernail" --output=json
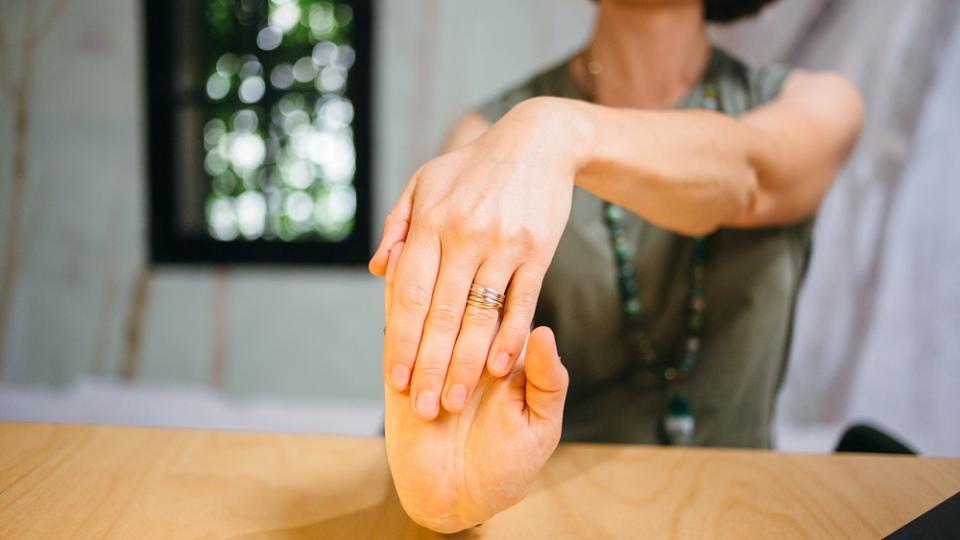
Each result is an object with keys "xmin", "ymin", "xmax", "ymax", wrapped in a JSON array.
[
  {"xmin": 390, "ymin": 365, "xmax": 410, "ymax": 389},
  {"xmin": 447, "ymin": 384, "xmax": 468, "ymax": 409},
  {"xmin": 491, "ymin": 352, "xmax": 510, "ymax": 374},
  {"xmin": 415, "ymin": 390, "xmax": 439, "ymax": 417}
]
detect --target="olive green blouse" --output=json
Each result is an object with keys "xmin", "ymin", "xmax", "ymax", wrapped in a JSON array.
[{"xmin": 479, "ymin": 47, "xmax": 813, "ymax": 448}]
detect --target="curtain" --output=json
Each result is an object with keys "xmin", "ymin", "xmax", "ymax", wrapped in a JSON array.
[{"xmin": 715, "ymin": 0, "xmax": 960, "ymax": 455}]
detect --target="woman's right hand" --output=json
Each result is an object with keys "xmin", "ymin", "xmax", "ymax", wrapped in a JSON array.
[
  {"xmin": 369, "ymin": 97, "xmax": 583, "ymax": 421},
  {"xmin": 383, "ymin": 244, "xmax": 569, "ymax": 533}
]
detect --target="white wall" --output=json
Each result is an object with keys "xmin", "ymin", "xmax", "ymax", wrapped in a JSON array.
[
  {"xmin": 1, "ymin": 0, "xmax": 957, "ymax": 455},
  {"xmin": 0, "ymin": 0, "xmax": 593, "ymax": 403}
]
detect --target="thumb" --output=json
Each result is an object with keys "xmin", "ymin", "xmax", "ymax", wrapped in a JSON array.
[{"xmin": 523, "ymin": 326, "xmax": 568, "ymax": 423}]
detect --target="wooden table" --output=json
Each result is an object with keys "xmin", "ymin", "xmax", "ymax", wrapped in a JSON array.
[{"xmin": 1, "ymin": 423, "xmax": 957, "ymax": 538}]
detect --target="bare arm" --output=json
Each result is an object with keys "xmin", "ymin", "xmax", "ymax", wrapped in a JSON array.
[
  {"xmin": 374, "ymin": 68, "xmax": 862, "ymax": 531},
  {"xmin": 567, "ymin": 70, "xmax": 864, "ymax": 235},
  {"xmin": 369, "ymin": 69, "xmax": 863, "ymax": 424},
  {"xmin": 372, "ymin": 70, "xmax": 862, "ymax": 274}
]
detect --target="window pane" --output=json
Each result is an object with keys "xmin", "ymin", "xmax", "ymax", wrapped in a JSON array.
[{"xmin": 147, "ymin": 0, "xmax": 371, "ymax": 264}]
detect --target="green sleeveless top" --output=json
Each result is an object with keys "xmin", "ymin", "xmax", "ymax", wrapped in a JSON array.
[{"xmin": 480, "ymin": 47, "xmax": 813, "ymax": 448}]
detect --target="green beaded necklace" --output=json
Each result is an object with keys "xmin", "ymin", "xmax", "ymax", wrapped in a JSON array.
[{"xmin": 602, "ymin": 83, "xmax": 720, "ymax": 446}]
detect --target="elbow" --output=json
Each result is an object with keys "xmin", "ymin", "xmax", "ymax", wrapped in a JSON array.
[
  {"xmin": 734, "ymin": 164, "xmax": 762, "ymax": 223},
  {"xmin": 700, "ymin": 122, "xmax": 763, "ymax": 234},
  {"xmin": 706, "ymin": 163, "xmax": 760, "ymax": 233}
]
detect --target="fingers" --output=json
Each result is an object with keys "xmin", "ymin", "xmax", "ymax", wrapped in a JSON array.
[
  {"xmin": 487, "ymin": 263, "xmax": 546, "ymax": 377},
  {"xmin": 384, "ymin": 241, "xmax": 404, "ymax": 321},
  {"xmin": 408, "ymin": 249, "xmax": 482, "ymax": 420},
  {"xmin": 369, "ymin": 176, "xmax": 417, "ymax": 276},
  {"xmin": 523, "ymin": 326, "xmax": 568, "ymax": 423},
  {"xmin": 383, "ymin": 243, "xmax": 404, "ymax": 398},
  {"xmin": 369, "ymin": 214, "xmax": 409, "ymax": 277},
  {"xmin": 440, "ymin": 257, "xmax": 514, "ymax": 413},
  {"xmin": 383, "ymin": 227, "xmax": 440, "ymax": 394}
]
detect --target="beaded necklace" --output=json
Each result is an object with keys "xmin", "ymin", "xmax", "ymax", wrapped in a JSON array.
[{"xmin": 602, "ymin": 83, "xmax": 720, "ymax": 446}]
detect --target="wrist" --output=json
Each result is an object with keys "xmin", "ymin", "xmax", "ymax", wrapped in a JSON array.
[{"xmin": 505, "ymin": 96, "xmax": 596, "ymax": 175}]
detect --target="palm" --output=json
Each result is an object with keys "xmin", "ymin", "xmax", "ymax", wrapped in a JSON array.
[{"xmin": 385, "ymin": 328, "xmax": 567, "ymax": 533}]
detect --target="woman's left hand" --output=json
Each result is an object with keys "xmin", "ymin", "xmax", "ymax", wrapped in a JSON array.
[
  {"xmin": 384, "ymin": 240, "xmax": 569, "ymax": 534},
  {"xmin": 373, "ymin": 98, "xmax": 585, "ymax": 420}
]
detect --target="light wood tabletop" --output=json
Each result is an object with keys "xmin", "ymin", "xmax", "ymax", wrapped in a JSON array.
[{"xmin": 1, "ymin": 423, "xmax": 957, "ymax": 539}]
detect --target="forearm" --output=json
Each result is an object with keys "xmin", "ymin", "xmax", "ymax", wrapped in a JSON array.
[
  {"xmin": 553, "ymin": 97, "xmax": 762, "ymax": 236},
  {"xmin": 370, "ymin": 72, "xmax": 857, "ymax": 275}
]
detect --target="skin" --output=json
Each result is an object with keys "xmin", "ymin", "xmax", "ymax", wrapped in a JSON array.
[
  {"xmin": 375, "ymin": 0, "xmax": 864, "ymax": 531},
  {"xmin": 383, "ymin": 242, "xmax": 569, "ymax": 533}
]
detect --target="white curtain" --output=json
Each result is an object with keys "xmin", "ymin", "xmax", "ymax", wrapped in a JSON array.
[{"xmin": 715, "ymin": 0, "xmax": 960, "ymax": 456}]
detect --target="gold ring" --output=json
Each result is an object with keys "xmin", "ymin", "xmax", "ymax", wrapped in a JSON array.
[{"xmin": 467, "ymin": 283, "xmax": 505, "ymax": 310}]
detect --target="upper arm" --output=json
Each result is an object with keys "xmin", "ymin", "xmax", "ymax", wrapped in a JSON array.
[
  {"xmin": 441, "ymin": 112, "xmax": 492, "ymax": 153},
  {"xmin": 733, "ymin": 70, "xmax": 864, "ymax": 227}
]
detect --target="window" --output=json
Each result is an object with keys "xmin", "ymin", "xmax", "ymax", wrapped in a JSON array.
[{"xmin": 144, "ymin": 0, "xmax": 372, "ymax": 264}]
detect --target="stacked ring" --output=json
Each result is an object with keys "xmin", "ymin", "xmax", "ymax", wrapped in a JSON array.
[{"xmin": 466, "ymin": 283, "xmax": 506, "ymax": 310}]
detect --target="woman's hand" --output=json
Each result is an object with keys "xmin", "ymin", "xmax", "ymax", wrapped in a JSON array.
[
  {"xmin": 383, "ymin": 244, "xmax": 569, "ymax": 533},
  {"xmin": 372, "ymin": 98, "xmax": 587, "ymax": 420}
]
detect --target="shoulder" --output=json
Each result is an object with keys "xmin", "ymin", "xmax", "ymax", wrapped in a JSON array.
[
  {"xmin": 712, "ymin": 47, "xmax": 793, "ymax": 108},
  {"xmin": 779, "ymin": 69, "xmax": 864, "ymax": 113},
  {"xmin": 760, "ymin": 68, "xmax": 865, "ymax": 145},
  {"xmin": 712, "ymin": 48, "xmax": 863, "ymax": 126},
  {"xmin": 477, "ymin": 58, "xmax": 573, "ymax": 124},
  {"xmin": 445, "ymin": 57, "xmax": 574, "ymax": 149},
  {"xmin": 442, "ymin": 112, "xmax": 490, "ymax": 152},
  {"xmin": 715, "ymin": 47, "xmax": 862, "ymax": 113}
]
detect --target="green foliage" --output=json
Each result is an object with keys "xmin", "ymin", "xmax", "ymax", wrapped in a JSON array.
[{"xmin": 201, "ymin": 0, "xmax": 358, "ymax": 242}]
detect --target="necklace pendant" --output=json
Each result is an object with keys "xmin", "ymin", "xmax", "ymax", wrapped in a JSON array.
[
  {"xmin": 659, "ymin": 394, "xmax": 695, "ymax": 446},
  {"xmin": 587, "ymin": 59, "xmax": 603, "ymax": 76}
]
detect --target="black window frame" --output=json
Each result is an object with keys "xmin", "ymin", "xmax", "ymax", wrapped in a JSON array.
[{"xmin": 143, "ymin": 0, "xmax": 374, "ymax": 266}]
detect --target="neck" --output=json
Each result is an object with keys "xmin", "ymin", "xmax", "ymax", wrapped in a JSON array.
[{"xmin": 578, "ymin": 0, "xmax": 710, "ymax": 109}]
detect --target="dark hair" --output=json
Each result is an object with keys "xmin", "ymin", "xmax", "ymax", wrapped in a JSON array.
[
  {"xmin": 703, "ymin": 0, "xmax": 779, "ymax": 22},
  {"xmin": 589, "ymin": 1, "xmax": 779, "ymax": 23}
]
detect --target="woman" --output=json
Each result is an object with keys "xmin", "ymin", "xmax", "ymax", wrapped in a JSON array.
[{"xmin": 372, "ymin": 0, "xmax": 864, "ymax": 532}]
